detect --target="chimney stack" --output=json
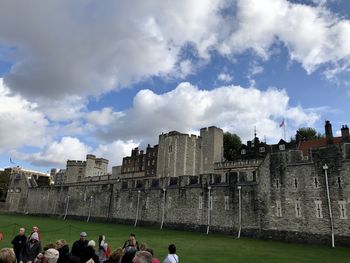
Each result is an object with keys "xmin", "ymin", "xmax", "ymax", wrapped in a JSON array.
[
  {"xmin": 325, "ymin": 120, "xmax": 333, "ymax": 144},
  {"xmin": 341, "ymin": 125, "xmax": 349, "ymax": 139}
]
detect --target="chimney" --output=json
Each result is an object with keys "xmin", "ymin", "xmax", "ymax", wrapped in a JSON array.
[
  {"xmin": 341, "ymin": 125, "xmax": 349, "ymax": 139},
  {"xmin": 325, "ymin": 120, "xmax": 333, "ymax": 144},
  {"xmin": 247, "ymin": 141, "xmax": 252, "ymax": 149}
]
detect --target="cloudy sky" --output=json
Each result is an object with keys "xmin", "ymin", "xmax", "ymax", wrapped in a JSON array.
[{"xmin": 0, "ymin": 0, "xmax": 349, "ymax": 172}]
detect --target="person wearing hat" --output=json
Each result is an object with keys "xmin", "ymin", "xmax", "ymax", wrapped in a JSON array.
[
  {"xmin": 43, "ymin": 249, "xmax": 59, "ymax": 263},
  {"xmin": 83, "ymin": 240, "xmax": 99, "ymax": 263},
  {"xmin": 20, "ymin": 232, "xmax": 42, "ymax": 263},
  {"xmin": 71, "ymin": 232, "xmax": 88, "ymax": 263}
]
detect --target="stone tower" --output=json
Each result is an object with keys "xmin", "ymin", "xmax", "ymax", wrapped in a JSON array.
[{"xmin": 200, "ymin": 126, "xmax": 223, "ymax": 174}]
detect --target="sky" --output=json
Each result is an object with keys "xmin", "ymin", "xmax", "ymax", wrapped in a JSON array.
[{"xmin": 0, "ymin": 0, "xmax": 350, "ymax": 172}]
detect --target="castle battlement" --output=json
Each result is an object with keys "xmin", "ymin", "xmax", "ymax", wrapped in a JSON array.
[{"xmin": 66, "ymin": 160, "xmax": 86, "ymax": 166}]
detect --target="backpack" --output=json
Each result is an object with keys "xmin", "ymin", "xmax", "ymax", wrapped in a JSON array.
[{"xmin": 104, "ymin": 244, "xmax": 111, "ymax": 258}]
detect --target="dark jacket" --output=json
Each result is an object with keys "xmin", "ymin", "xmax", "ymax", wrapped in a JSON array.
[
  {"xmin": 21, "ymin": 240, "xmax": 41, "ymax": 263},
  {"xmin": 11, "ymin": 234, "xmax": 27, "ymax": 256},
  {"xmin": 58, "ymin": 244, "xmax": 70, "ymax": 263},
  {"xmin": 71, "ymin": 239, "xmax": 88, "ymax": 262},
  {"xmin": 84, "ymin": 246, "xmax": 99, "ymax": 263}
]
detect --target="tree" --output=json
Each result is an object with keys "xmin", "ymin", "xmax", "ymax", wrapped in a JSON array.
[
  {"xmin": 296, "ymin": 127, "xmax": 323, "ymax": 141},
  {"xmin": 0, "ymin": 169, "xmax": 11, "ymax": 201},
  {"xmin": 223, "ymin": 132, "xmax": 242, "ymax": 161}
]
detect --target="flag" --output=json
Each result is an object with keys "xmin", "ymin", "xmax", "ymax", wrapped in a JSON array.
[
  {"xmin": 10, "ymin": 157, "xmax": 16, "ymax": 164},
  {"xmin": 279, "ymin": 119, "xmax": 285, "ymax": 128}
]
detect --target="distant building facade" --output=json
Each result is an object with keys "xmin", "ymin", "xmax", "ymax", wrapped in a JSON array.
[{"xmin": 65, "ymin": 154, "xmax": 108, "ymax": 184}]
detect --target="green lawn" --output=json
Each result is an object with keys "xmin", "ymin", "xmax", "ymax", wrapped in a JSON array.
[{"xmin": 0, "ymin": 213, "xmax": 349, "ymax": 263}]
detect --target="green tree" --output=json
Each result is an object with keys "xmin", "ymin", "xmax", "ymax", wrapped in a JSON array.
[
  {"xmin": 0, "ymin": 169, "xmax": 11, "ymax": 201},
  {"xmin": 223, "ymin": 132, "xmax": 242, "ymax": 161},
  {"xmin": 296, "ymin": 127, "xmax": 322, "ymax": 141}
]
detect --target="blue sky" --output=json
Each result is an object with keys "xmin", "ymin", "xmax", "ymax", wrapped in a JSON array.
[{"xmin": 0, "ymin": 0, "xmax": 350, "ymax": 172}]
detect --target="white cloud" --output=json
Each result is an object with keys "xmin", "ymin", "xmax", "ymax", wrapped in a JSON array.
[
  {"xmin": 15, "ymin": 136, "xmax": 138, "ymax": 169},
  {"xmin": 0, "ymin": 0, "xmax": 223, "ymax": 101},
  {"xmin": 95, "ymin": 82, "xmax": 319, "ymax": 143},
  {"xmin": 220, "ymin": 0, "xmax": 350, "ymax": 76},
  {"xmin": 87, "ymin": 107, "xmax": 124, "ymax": 126},
  {"xmin": 95, "ymin": 140, "xmax": 140, "ymax": 167},
  {"xmin": 0, "ymin": 79, "xmax": 49, "ymax": 150},
  {"xmin": 14, "ymin": 137, "xmax": 92, "ymax": 167},
  {"xmin": 217, "ymin": 72, "xmax": 233, "ymax": 83}
]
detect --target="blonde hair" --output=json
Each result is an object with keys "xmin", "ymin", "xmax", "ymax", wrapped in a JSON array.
[
  {"xmin": 109, "ymin": 248, "xmax": 124, "ymax": 263},
  {"xmin": 55, "ymin": 239, "xmax": 67, "ymax": 249},
  {"xmin": 0, "ymin": 248, "xmax": 16, "ymax": 263}
]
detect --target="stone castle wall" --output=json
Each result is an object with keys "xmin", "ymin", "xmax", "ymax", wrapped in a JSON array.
[{"xmin": 6, "ymin": 153, "xmax": 350, "ymax": 245}]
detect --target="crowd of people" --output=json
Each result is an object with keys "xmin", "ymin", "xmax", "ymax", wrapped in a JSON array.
[{"xmin": 0, "ymin": 227, "xmax": 179, "ymax": 263}]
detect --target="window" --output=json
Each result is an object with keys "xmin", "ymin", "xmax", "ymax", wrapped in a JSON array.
[
  {"xmin": 169, "ymin": 145, "xmax": 173, "ymax": 152},
  {"xmin": 313, "ymin": 177, "xmax": 319, "ymax": 188},
  {"xmin": 275, "ymin": 178, "xmax": 280, "ymax": 189},
  {"xmin": 279, "ymin": 144, "xmax": 285, "ymax": 151},
  {"xmin": 338, "ymin": 201, "xmax": 347, "ymax": 219},
  {"xmin": 295, "ymin": 199, "xmax": 301, "ymax": 218},
  {"xmin": 241, "ymin": 149, "xmax": 246, "ymax": 155},
  {"xmin": 259, "ymin": 147, "xmax": 265, "ymax": 153},
  {"xmin": 224, "ymin": 196, "xmax": 229, "ymax": 211},
  {"xmin": 276, "ymin": 200, "xmax": 282, "ymax": 217},
  {"xmin": 315, "ymin": 200, "xmax": 323, "ymax": 218},
  {"xmin": 152, "ymin": 160, "xmax": 155, "ymax": 165},
  {"xmin": 337, "ymin": 177, "xmax": 342, "ymax": 189},
  {"xmin": 294, "ymin": 178, "xmax": 298, "ymax": 189},
  {"xmin": 147, "ymin": 161, "xmax": 151, "ymax": 166},
  {"xmin": 199, "ymin": 196, "xmax": 203, "ymax": 210}
]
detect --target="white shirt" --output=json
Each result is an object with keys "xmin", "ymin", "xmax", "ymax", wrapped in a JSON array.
[{"xmin": 163, "ymin": 254, "xmax": 179, "ymax": 263}]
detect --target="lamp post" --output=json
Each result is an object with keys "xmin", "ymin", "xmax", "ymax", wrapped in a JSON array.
[
  {"xmin": 206, "ymin": 186, "xmax": 211, "ymax": 235},
  {"xmin": 134, "ymin": 190, "xmax": 141, "ymax": 227},
  {"xmin": 323, "ymin": 164, "xmax": 335, "ymax": 248},
  {"xmin": 237, "ymin": 185, "xmax": 242, "ymax": 238},
  {"xmin": 160, "ymin": 188, "xmax": 166, "ymax": 229}
]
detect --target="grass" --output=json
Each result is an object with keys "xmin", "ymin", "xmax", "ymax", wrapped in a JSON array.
[{"xmin": 0, "ymin": 213, "xmax": 350, "ymax": 263}]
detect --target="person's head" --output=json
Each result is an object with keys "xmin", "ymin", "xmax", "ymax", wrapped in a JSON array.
[
  {"xmin": 55, "ymin": 239, "xmax": 67, "ymax": 249},
  {"xmin": 109, "ymin": 248, "xmax": 124, "ymax": 263},
  {"xmin": 87, "ymin": 240, "xmax": 95, "ymax": 249},
  {"xmin": 79, "ymin": 232, "xmax": 87, "ymax": 241},
  {"xmin": 44, "ymin": 243, "xmax": 56, "ymax": 251},
  {"xmin": 30, "ymin": 232, "xmax": 39, "ymax": 243},
  {"xmin": 129, "ymin": 233, "xmax": 136, "ymax": 246},
  {"xmin": 132, "ymin": 251, "xmax": 152, "ymax": 263},
  {"xmin": 139, "ymin": 243, "xmax": 147, "ymax": 251},
  {"xmin": 98, "ymin": 235, "xmax": 105, "ymax": 245},
  {"xmin": 43, "ymin": 248, "xmax": 59, "ymax": 263},
  {"xmin": 0, "ymin": 248, "xmax": 16, "ymax": 263},
  {"xmin": 32, "ymin": 226, "xmax": 39, "ymax": 232},
  {"xmin": 168, "ymin": 244, "xmax": 176, "ymax": 255},
  {"xmin": 19, "ymin": 227, "xmax": 25, "ymax": 236}
]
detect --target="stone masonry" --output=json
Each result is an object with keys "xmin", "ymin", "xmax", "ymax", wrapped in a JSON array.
[{"xmin": 5, "ymin": 123, "xmax": 350, "ymax": 245}]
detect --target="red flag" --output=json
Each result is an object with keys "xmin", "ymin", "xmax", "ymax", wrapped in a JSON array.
[{"xmin": 279, "ymin": 119, "xmax": 285, "ymax": 127}]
